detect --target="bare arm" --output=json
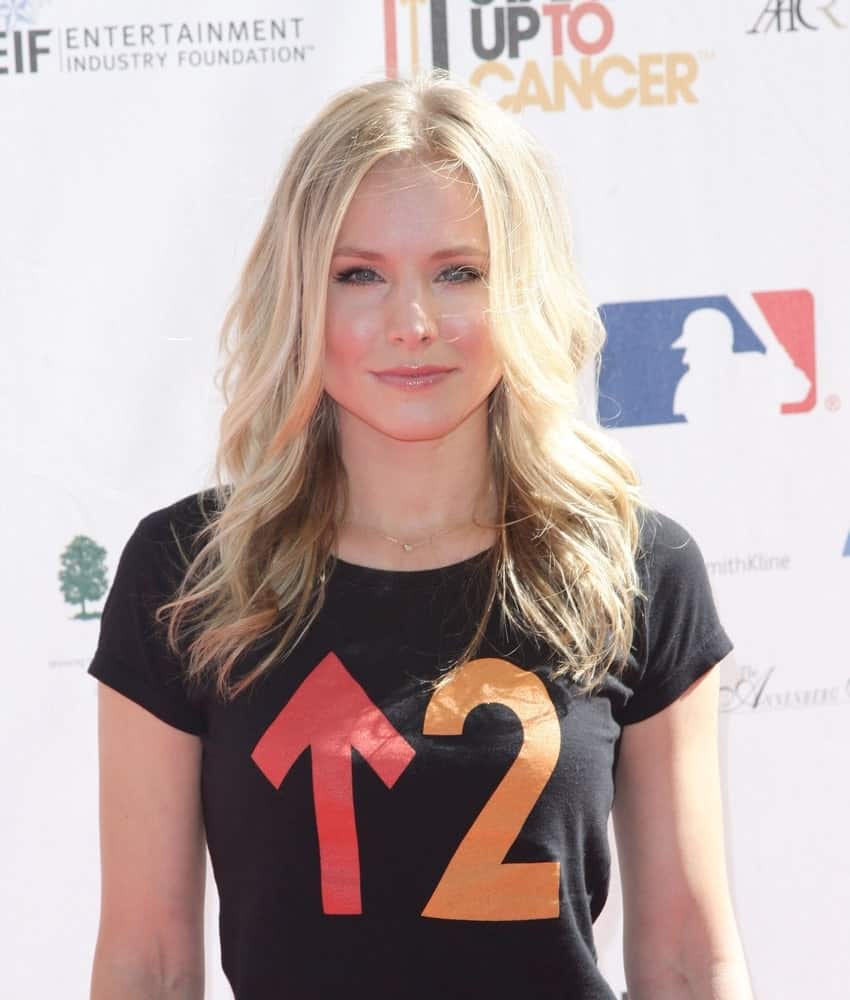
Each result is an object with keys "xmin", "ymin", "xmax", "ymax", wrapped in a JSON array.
[
  {"xmin": 612, "ymin": 656, "xmax": 753, "ymax": 999},
  {"xmin": 90, "ymin": 682, "xmax": 206, "ymax": 999}
]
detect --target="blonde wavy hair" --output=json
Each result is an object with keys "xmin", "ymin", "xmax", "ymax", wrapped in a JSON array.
[{"xmin": 157, "ymin": 69, "xmax": 646, "ymax": 703}]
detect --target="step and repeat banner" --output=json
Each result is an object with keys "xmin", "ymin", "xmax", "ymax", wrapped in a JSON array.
[{"xmin": 3, "ymin": 1, "xmax": 848, "ymax": 997}]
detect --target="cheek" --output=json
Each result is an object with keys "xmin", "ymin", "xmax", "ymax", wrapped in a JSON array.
[
  {"xmin": 324, "ymin": 309, "xmax": 375, "ymax": 367},
  {"xmin": 447, "ymin": 313, "xmax": 499, "ymax": 365}
]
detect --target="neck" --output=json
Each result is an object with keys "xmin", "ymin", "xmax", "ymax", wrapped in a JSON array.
[{"xmin": 334, "ymin": 405, "xmax": 498, "ymax": 561}]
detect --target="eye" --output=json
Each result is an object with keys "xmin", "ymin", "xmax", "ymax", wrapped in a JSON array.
[
  {"xmin": 332, "ymin": 265, "xmax": 484, "ymax": 286},
  {"xmin": 333, "ymin": 267, "xmax": 379, "ymax": 285},
  {"xmin": 441, "ymin": 266, "xmax": 483, "ymax": 284}
]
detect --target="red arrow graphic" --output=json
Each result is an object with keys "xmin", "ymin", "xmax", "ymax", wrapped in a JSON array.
[{"xmin": 250, "ymin": 651, "xmax": 416, "ymax": 914}]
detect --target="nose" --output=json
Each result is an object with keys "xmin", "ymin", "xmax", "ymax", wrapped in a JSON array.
[{"xmin": 387, "ymin": 282, "xmax": 438, "ymax": 345}]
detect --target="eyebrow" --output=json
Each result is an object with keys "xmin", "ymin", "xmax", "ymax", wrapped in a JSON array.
[{"xmin": 332, "ymin": 244, "xmax": 487, "ymax": 260}]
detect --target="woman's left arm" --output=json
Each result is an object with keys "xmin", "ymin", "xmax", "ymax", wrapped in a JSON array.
[{"xmin": 612, "ymin": 654, "xmax": 754, "ymax": 999}]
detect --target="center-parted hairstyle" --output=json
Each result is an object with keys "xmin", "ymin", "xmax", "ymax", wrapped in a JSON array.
[{"xmin": 158, "ymin": 69, "xmax": 646, "ymax": 701}]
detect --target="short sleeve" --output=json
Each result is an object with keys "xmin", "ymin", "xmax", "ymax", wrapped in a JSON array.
[
  {"xmin": 618, "ymin": 510, "xmax": 733, "ymax": 726},
  {"xmin": 87, "ymin": 512, "xmax": 207, "ymax": 735}
]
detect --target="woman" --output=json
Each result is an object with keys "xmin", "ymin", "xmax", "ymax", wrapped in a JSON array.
[{"xmin": 88, "ymin": 71, "xmax": 753, "ymax": 999}]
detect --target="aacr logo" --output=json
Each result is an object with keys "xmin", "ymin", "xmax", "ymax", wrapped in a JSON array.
[{"xmin": 747, "ymin": 0, "xmax": 847, "ymax": 33}]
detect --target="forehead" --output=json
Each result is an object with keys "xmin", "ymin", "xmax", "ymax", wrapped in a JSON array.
[{"xmin": 337, "ymin": 158, "xmax": 486, "ymax": 243}]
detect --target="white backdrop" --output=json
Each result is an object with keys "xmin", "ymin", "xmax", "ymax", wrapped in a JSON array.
[{"xmin": 3, "ymin": 1, "xmax": 848, "ymax": 997}]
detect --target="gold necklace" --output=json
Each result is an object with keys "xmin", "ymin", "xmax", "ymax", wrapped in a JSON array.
[
  {"xmin": 343, "ymin": 486, "xmax": 495, "ymax": 553},
  {"xmin": 356, "ymin": 518, "xmax": 483, "ymax": 553}
]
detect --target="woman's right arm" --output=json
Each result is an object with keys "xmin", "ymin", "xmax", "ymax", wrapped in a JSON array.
[{"xmin": 90, "ymin": 682, "xmax": 206, "ymax": 999}]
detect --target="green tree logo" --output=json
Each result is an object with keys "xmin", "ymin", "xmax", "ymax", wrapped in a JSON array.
[{"xmin": 59, "ymin": 535, "xmax": 108, "ymax": 620}]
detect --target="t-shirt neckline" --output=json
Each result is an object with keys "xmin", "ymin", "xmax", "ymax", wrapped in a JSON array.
[{"xmin": 329, "ymin": 545, "xmax": 494, "ymax": 587}]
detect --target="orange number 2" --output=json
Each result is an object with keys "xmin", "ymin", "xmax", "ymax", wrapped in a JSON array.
[{"xmin": 421, "ymin": 658, "xmax": 561, "ymax": 921}]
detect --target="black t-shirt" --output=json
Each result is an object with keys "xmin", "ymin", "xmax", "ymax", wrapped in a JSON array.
[{"xmin": 88, "ymin": 491, "xmax": 733, "ymax": 999}]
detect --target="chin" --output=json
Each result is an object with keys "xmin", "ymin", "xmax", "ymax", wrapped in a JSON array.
[
  {"xmin": 373, "ymin": 420, "xmax": 460, "ymax": 443},
  {"xmin": 334, "ymin": 397, "xmax": 488, "ymax": 443}
]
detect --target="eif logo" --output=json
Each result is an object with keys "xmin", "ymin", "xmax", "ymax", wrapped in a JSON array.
[
  {"xmin": 747, "ymin": 0, "xmax": 847, "ymax": 33},
  {"xmin": 0, "ymin": 0, "xmax": 53, "ymax": 74},
  {"xmin": 597, "ymin": 291, "xmax": 816, "ymax": 428},
  {"xmin": 383, "ymin": 0, "xmax": 704, "ymax": 112}
]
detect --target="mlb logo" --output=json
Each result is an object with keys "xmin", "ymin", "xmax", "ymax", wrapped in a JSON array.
[{"xmin": 597, "ymin": 291, "xmax": 816, "ymax": 428}]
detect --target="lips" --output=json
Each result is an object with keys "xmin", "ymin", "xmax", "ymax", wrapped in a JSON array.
[
  {"xmin": 373, "ymin": 366, "xmax": 455, "ymax": 376},
  {"xmin": 371, "ymin": 367, "xmax": 455, "ymax": 391}
]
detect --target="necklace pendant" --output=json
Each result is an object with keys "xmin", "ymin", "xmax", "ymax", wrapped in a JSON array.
[{"xmin": 402, "ymin": 542, "xmax": 413, "ymax": 552}]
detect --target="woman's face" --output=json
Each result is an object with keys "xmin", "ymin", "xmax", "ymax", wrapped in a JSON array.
[{"xmin": 323, "ymin": 157, "xmax": 502, "ymax": 444}]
